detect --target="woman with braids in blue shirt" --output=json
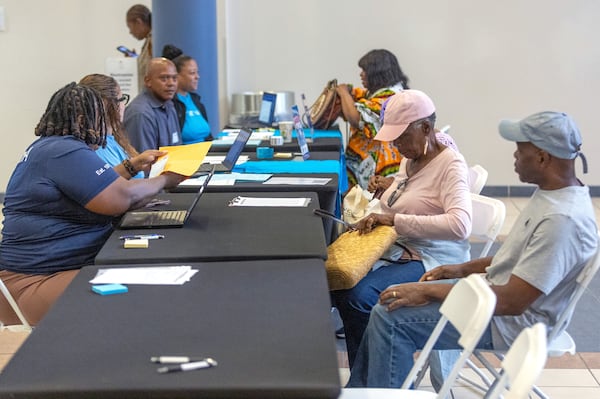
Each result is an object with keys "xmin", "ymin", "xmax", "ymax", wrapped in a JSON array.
[{"xmin": 0, "ymin": 83, "xmax": 185, "ymax": 326}]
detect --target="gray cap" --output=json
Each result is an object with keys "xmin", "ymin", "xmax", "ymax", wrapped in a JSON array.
[{"xmin": 498, "ymin": 111, "xmax": 582, "ymax": 160}]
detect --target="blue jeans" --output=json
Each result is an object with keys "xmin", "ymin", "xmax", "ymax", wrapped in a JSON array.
[
  {"xmin": 331, "ymin": 260, "xmax": 425, "ymax": 368},
  {"xmin": 347, "ymin": 301, "xmax": 494, "ymax": 387}
]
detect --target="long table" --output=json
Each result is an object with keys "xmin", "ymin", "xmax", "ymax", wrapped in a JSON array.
[
  {"xmin": 172, "ymin": 173, "xmax": 339, "ymax": 244},
  {"xmin": 0, "ymin": 259, "xmax": 341, "ymax": 399},
  {"xmin": 95, "ymin": 191, "xmax": 328, "ymax": 265},
  {"xmin": 210, "ymin": 129, "xmax": 343, "ymax": 154}
]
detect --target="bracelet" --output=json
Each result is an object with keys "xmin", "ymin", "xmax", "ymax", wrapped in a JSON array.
[{"xmin": 122, "ymin": 159, "xmax": 137, "ymax": 177}]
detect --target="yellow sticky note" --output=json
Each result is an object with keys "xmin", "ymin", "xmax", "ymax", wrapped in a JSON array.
[
  {"xmin": 123, "ymin": 238, "xmax": 149, "ymax": 248},
  {"xmin": 274, "ymin": 152, "xmax": 293, "ymax": 159}
]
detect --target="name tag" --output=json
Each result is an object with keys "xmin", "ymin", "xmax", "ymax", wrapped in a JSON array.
[{"xmin": 172, "ymin": 132, "xmax": 180, "ymax": 143}]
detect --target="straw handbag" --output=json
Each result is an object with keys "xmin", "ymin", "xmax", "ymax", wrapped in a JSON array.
[{"xmin": 325, "ymin": 226, "xmax": 398, "ymax": 291}]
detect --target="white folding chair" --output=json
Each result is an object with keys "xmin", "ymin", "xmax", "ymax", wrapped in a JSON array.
[
  {"xmin": 340, "ymin": 273, "xmax": 496, "ymax": 399},
  {"xmin": 0, "ymin": 277, "xmax": 32, "ymax": 332},
  {"xmin": 468, "ymin": 164, "xmax": 488, "ymax": 194},
  {"xmin": 465, "ymin": 237, "xmax": 600, "ymax": 399},
  {"xmin": 470, "ymin": 193, "xmax": 506, "ymax": 258},
  {"xmin": 487, "ymin": 323, "xmax": 548, "ymax": 399},
  {"xmin": 409, "ymin": 193, "xmax": 506, "ymax": 390}
]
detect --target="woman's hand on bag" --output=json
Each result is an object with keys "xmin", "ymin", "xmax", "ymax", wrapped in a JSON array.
[
  {"xmin": 419, "ymin": 263, "xmax": 466, "ymax": 282},
  {"xmin": 336, "ymin": 84, "xmax": 352, "ymax": 96},
  {"xmin": 379, "ymin": 283, "xmax": 430, "ymax": 311},
  {"xmin": 355, "ymin": 212, "xmax": 394, "ymax": 234},
  {"xmin": 368, "ymin": 175, "xmax": 394, "ymax": 194}
]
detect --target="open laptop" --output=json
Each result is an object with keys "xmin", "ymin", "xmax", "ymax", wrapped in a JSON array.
[
  {"xmin": 118, "ymin": 167, "xmax": 215, "ymax": 229},
  {"xmin": 196, "ymin": 128, "xmax": 251, "ymax": 173}
]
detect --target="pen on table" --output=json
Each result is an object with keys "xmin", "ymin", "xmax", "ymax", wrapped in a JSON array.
[
  {"xmin": 157, "ymin": 358, "xmax": 218, "ymax": 373},
  {"xmin": 151, "ymin": 356, "xmax": 205, "ymax": 364},
  {"xmin": 119, "ymin": 234, "xmax": 165, "ymax": 240}
]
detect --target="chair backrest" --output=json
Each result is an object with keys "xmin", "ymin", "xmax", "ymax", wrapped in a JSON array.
[
  {"xmin": 468, "ymin": 164, "xmax": 488, "ymax": 194},
  {"xmin": 487, "ymin": 323, "xmax": 548, "ymax": 399},
  {"xmin": 401, "ymin": 274, "xmax": 496, "ymax": 399},
  {"xmin": 0, "ymin": 278, "xmax": 32, "ymax": 331},
  {"xmin": 470, "ymin": 193, "xmax": 506, "ymax": 258},
  {"xmin": 548, "ymin": 238, "xmax": 600, "ymax": 343}
]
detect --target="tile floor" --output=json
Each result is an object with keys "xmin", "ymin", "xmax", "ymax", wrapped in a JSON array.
[{"xmin": 1, "ymin": 197, "xmax": 600, "ymax": 398}]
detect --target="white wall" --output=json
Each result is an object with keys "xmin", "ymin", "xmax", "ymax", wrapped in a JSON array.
[
  {"xmin": 0, "ymin": 0, "xmax": 597, "ymax": 192},
  {"xmin": 0, "ymin": 0, "xmax": 151, "ymax": 191}
]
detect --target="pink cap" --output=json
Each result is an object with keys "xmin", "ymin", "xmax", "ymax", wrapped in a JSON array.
[{"xmin": 374, "ymin": 90, "xmax": 436, "ymax": 141}]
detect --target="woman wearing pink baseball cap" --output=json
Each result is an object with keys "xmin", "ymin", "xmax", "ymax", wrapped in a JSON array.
[{"xmin": 332, "ymin": 90, "xmax": 472, "ymax": 371}]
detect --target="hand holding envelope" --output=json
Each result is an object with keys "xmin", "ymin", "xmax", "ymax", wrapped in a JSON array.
[{"xmin": 149, "ymin": 142, "xmax": 213, "ymax": 177}]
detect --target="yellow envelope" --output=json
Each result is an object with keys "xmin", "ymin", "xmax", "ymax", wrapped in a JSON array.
[{"xmin": 154, "ymin": 142, "xmax": 212, "ymax": 177}]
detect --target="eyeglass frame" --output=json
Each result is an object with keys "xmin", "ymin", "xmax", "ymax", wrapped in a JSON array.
[
  {"xmin": 116, "ymin": 94, "xmax": 130, "ymax": 105},
  {"xmin": 387, "ymin": 177, "xmax": 409, "ymax": 207}
]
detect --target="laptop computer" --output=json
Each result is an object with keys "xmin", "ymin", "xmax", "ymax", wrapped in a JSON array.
[
  {"xmin": 118, "ymin": 167, "xmax": 215, "ymax": 229},
  {"xmin": 197, "ymin": 128, "xmax": 251, "ymax": 173}
]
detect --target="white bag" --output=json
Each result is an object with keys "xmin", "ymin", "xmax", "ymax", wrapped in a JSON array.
[{"xmin": 343, "ymin": 185, "xmax": 383, "ymax": 224}]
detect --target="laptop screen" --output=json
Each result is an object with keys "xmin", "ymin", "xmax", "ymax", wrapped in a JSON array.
[
  {"xmin": 183, "ymin": 166, "xmax": 215, "ymax": 221},
  {"xmin": 258, "ymin": 92, "xmax": 277, "ymax": 126},
  {"xmin": 222, "ymin": 128, "xmax": 251, "ymax": 169}
]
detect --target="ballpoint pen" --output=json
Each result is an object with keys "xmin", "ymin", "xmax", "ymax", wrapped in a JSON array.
[
  {"xmin": 151, "ymin": 356, "xmax": 205, "ymax": 364},
  {"xmin": 157, "ymin": 358, "xmax": 218, "ymax": 373},
  {"xmin": 119, "ymin": 234, "xmax": 165, "ymax": 240}
]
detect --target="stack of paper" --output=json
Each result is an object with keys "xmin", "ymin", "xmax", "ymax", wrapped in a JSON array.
[{"xmin": 89, "ymin": 266, "xmax": 198, "ymax": 285}]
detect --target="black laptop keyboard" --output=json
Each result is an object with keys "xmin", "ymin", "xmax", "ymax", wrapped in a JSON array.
[{"xmin": 148, "ymin": 210, "xmax": 187, "ymax": 225}]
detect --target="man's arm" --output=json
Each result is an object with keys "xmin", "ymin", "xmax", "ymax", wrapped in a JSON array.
[
  {"xmin": 419, "ymin": 256, "xmax": 493, "ymax": 282},
  {"xmin": 490, "ymin": 275, "xmax": 543, "ymax": 315},
  {"xmin": 379, "ymin": 282, "xmax": 454, "ymax": 311},
  {"xmin": 380, "ymin": 269, "xmax": 542, "ymax": 315}
]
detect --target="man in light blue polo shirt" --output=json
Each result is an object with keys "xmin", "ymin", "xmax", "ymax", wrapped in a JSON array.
[{"xmin": 124, "ymin": 57, "xmax": 182, "ymax": 152}]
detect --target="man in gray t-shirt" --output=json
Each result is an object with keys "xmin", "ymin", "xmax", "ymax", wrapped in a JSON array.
[
  {"xmin": 124, "ymin": 58, "xmax": 182, "ymax": 152},
  {"xmin": 347, "ymin": 111, "xmax": 598, "ymax": 388}
]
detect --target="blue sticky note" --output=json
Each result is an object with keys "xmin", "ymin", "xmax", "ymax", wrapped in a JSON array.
[{"xmin": 92, "ymin": 284, "xmax": 128, "ymax": 296}]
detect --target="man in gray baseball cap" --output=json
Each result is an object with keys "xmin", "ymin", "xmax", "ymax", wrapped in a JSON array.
[{"xmin": 499, "ymin": 111, "xmax": 588, "ymax": 174}]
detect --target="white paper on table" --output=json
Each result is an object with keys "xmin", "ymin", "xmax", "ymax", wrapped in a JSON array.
[
  {"xmin": 89, "ymin": 266, "xmax": 198, "ymax": 285},
  {"xmin": 202, "ymin": 155, "xmax": 226, "ymax": 164},
  {"xmin": 220, "ymin": 130, "xmax": 274, "ymax": 141},
  {"xmin": 202, "ymin": 155, "xmax": 249, "ymax": 165},
  {"xmin": 228, "ymin": 172, "xmax": 272, "ymax": 182},
  {"xmin": 211, "ymin": 139, "xmax": 262, "ymax": 146},
  {"xmin": 179, "ymin": 175, "xmax": 236, "ymax": 186},
  {"xmin": 263, "ymin": 177, "xmax": 331, "ymax": 185},
  {"xmin": 249, "ymin": 131, "xmax": 275, "ymax": 140},
  {"xmin": 228, "ymin": 196, "xmax": 311, "ymax": 207}
]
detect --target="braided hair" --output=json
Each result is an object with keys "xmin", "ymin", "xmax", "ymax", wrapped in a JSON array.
[
  {"xmin": 79, "ymin": 74, "xmax": 138, "ymax": 155},
  {"xmin": 34, "ymin": 82, "xmax": 108, "ymax": 147}
]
